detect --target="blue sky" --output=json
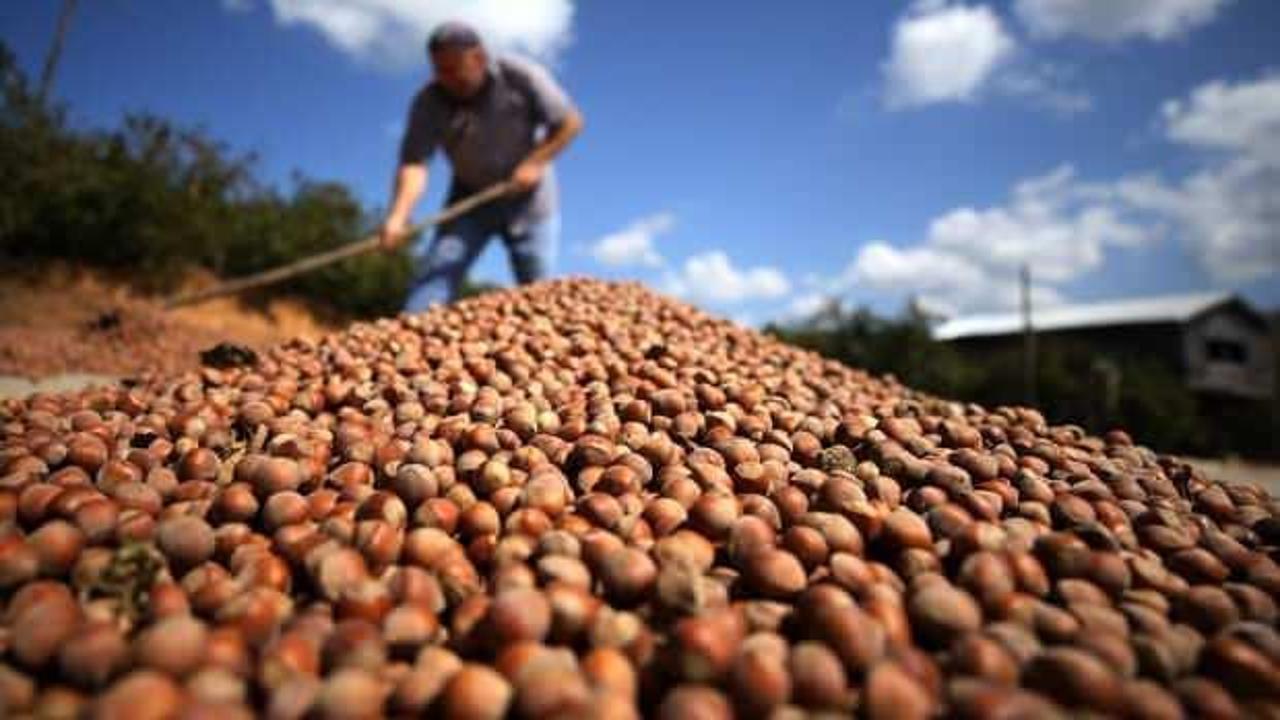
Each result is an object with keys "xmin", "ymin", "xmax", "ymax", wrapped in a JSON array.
[{"xmin": 3, "ymin": 0, "xmax": 1278, "ymax": 324}]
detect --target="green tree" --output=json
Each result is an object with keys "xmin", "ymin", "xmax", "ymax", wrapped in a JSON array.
[{"xmin": 768, "ymin": 301, "xmax": 978, "ymax": 398}]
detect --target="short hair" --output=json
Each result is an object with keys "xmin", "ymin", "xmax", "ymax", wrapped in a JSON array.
[{"xmin": 428, "ymin": 21, "xmax": 483, "ymax": 55}]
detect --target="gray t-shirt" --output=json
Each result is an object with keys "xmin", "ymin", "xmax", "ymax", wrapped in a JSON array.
[{"xmin": 399, "ymin": 54, "xmax": 576, "ymax": 225}]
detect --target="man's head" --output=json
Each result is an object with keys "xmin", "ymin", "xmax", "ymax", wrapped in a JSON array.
[{"xmin": 428, "ymin": 21, "xmax": 489, "ymax": 99}]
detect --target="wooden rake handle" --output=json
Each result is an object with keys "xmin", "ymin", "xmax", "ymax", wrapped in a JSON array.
[{"xmin": 164, "ymin": 181, "xmax": 516, "ymax": 309}]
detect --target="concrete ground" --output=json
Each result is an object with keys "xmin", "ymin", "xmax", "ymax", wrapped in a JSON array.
[
  {"xmin": 0, "ymin": 373, "xmax": 118, "ymax": 400},
  {"xmin": 1184, "ymin": 456, "xmax": 1280, "ymax": 497}
]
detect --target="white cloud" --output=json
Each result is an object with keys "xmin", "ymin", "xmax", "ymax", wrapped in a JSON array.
[
  {"xmin": 1174, "ymin": 160, "xmax": 1280, "ymax": 283},
  {"xmin": 884, "ymin": 2, "xmax": 1017, "ymax": 108},
  {"xmin": 849, "ymin": 241, "xmax": 1065, "ymax": 317},
  {"xmin": 1111, "ymin": 74, "xmax": 1280, "ymax": 284},
  {"xmin": 1162, "ymin": 74, "xmax": 1280, "ymax": 164},
  {"xmin": 776, "ymin": 293, "xmax": 837, "ymax": 323},
  {"xmin": 589, "ymin": 213, "xmax": 672, "ymax": 269},
  {"xmin": 769, "ymin": 292, "xmax": 849, "ymax": 327},
  {"xmin": 663, "ymin": 252, "xmax": 790, "ymax": 305},
  {"xmin": 830, "ymin": 164, "xmax": 1154, "ymax": 315},
  {"xmin": 926, "ymin": 166, "xmax": 1153, "ymax": 282},
  {"xmin": 1119, "ymin": 159, "xmax": 1280, "ymax": 284},
  {"xmin": 838, "ymin": 73, "xmax": 1280, "ymax": 313},
  {"xmin": 252, "ymin": 0, "xmax": 575, "ymax": 67},
  {"xmin": 1014, "ymin": 0, "xmax": 1231, "ymax": 42},
  {"xmin": 851, "ymin": 243, "xmax": 985, "ymax": 293},
  {"xmin": 786, "ymin": 293, "xmax": 830, "ymax": 318},
  {"xmin": 997, "ymin": 63, "xmax": 1094, "ymax": 116}
]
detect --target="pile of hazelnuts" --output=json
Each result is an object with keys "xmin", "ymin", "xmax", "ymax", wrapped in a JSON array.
[{"xmin": 1, "ymin": 279, "xmax": 1277, "ymax": 719}]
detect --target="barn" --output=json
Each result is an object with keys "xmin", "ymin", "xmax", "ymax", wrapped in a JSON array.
[{"xmin": 932, "ymin": 291, "xmax": 1276, "ymax": 400}]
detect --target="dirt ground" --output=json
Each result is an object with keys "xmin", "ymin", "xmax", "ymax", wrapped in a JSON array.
[{"xmin": 0, "ymin": 264, "xmax": 336, "ymax": 381}]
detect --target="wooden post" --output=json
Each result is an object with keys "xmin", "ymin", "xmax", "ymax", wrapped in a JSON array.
[{"xmin": 1022, "ymin": 264, "xmax": 1037, "ymax": 405}]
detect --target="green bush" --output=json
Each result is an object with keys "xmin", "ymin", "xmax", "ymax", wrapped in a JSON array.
[{"xmin": 0, "ymin": 43, "xmax": 412, "ymax": 318}]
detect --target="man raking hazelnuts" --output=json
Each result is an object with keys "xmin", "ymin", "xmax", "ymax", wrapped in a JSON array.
[
  {"xmin": 163, "ymin": 21, "xmax": 581, "ymax": 311},
  {"xmin": 379, "ymin": 21, "xmax": 585, "ymax": 311}
]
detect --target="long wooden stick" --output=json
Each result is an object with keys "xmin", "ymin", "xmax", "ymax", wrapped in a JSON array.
[{"xmin": 165, "ymin": 182, "xmax": 515, "ymax": 309}]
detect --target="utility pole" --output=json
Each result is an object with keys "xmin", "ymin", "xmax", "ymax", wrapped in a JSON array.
[
  {"xmin": 1021, "ymin": 263, "xmax": 1037, "ymax": 406},
  {"xmin": 37, "ymin": 0, "xmax": 79, "ymax": 107}
]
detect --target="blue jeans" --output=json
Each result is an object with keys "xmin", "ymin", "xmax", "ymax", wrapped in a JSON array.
[{"xmin": 403, "ymin": 205, "xmax": 559, "ymax": 313}]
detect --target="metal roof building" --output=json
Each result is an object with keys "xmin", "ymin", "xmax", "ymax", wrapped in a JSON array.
[
  {"xmin": 932, "ymin": 292, "xmax": 1234, "ymax": 341},
  {"xmin": 932, "ymin": 292, "xmax": 1275, "ymax": 400}
]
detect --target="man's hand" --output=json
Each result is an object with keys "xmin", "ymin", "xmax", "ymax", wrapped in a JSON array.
[
  {"xmin": 510, "ymin": 159, "xmax": 546, "ymax": 192},
  {"xmin": 379, "ymin": 214, "xmax": 411, "ymax": 252}
]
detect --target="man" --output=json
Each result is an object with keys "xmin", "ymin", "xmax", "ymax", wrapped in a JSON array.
[{"xmin": 380, "ymin": 21, "xmax": 584, "ymax": 311}]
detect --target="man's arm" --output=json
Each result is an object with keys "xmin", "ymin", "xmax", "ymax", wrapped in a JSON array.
[
  {"xmin": 380, "ymin": 162, "xmax": 429, "ymax": 250},
  {"xmin": 382, "ymin": 90, "xmax": 437, "ymax": 251},
  {"xmin": 511, "ymin": 110, "xmax": 584, "ymax": 191}
]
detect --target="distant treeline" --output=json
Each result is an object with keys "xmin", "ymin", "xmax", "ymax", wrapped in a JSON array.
[
  {"xmin": 766, "ymin": 304, "xmax": 1279, "ymax": 461},
  {"xmin": 0, "ymin": 43, "xmax": 417, "ymax": 319}
]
